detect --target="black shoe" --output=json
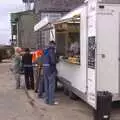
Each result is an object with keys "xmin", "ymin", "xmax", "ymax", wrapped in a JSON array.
[
  {"xmin": 31, "ymin": 87, "xmax": 34, "ymax": 90},
  {"xmin": 35, "ymin": 89, "xmax": 38, "ymax": 93},
  {"xmin": 26, "ymin": 87, "xmax": 30, "ymax": 90}
]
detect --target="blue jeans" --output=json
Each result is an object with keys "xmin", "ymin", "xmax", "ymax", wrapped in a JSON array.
[{"xmin": 44, "ymin": 68, "xmax": 56, "ymax": 105}]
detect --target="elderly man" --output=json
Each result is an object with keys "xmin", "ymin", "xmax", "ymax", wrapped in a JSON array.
[{"xmin": 13, "ymin": 47, "xmax": 22, "ymax": 89}]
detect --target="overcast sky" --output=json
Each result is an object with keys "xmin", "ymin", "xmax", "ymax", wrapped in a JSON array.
[{"xmin": 0, "ymin": 0, "xmax": 25, "ymax": 45}]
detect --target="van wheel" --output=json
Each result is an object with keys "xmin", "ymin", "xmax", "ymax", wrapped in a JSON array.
[
  {"xmin": 0, "ymin": 56, "xmax": 2, "ymax": 63},
  {"xmin": 69, "ymin": 91, "xmax": 79, "ymax": 100},
  {"xmin": 64, "ymin": 87, "xmax": 69, "ymax": 96}
]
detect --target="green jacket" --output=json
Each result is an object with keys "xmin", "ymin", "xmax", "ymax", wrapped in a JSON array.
[{"xmin": 13, "ymin": 55, "xmax": 22, "ymax": 73}]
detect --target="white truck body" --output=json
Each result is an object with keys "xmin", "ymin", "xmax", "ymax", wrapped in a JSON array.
[{"xmin": 56, "ymin": 0, "xmax": 120, "ymax": 109}]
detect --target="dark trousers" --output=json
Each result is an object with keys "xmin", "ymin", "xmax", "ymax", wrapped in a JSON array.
[
  {"xmin": 35, "ymin": 68, "xmax": 42, "ymax": 92},
  {"xmin": 35, "ymin": 76, "xmax": 40, "ymax": 92},
  {"xmin": 38, "ymin": 75, "xmax": 44, "ymax": 97},
  {"xmin": 24, "ymin": 67, "xmax": 34, "ymax": 89}
]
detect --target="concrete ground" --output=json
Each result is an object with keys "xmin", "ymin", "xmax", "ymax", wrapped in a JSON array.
[{"xmin": 0, "ymin": 60, "xmax": 120, "ymax": 120}]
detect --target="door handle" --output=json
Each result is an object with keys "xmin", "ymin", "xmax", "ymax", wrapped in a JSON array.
[
  {"xmin": 101, "ymin": 54, "xmax": 106, "ymax": 58},
  {"xmin": 118, "ymin": 58, "xmax": 120, "ymax": 62},
  {"xmin": 97, "ymin": 54, "xmax": 106, "ymax": 58}
]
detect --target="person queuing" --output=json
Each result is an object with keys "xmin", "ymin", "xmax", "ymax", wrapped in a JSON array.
[
  {"xmin": 35, "ymin": 51, "xmax": 44, "ymax": 98},
  {"xmin": 22, "ymin": 48, "xmax": 34, "ymax": 90},
  {"xmin": 13, "ymin": 47, "xmax": 22, "ymax": 89},
  {"xmin": 43, "ymin": 41, "xmax": 58, "ymax": 105},
  {"xmin": 33, "ymin": 49, "xmax": 44, "ymax": 93}
]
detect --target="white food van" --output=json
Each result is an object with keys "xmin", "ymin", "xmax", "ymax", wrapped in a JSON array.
[
  {"xmin": 34, "ymin": 0, "xmax": 120, "ymax": 109},
  {"xmin": 55, "ymin": 0, "xmax": 120, "ymax": 109}
]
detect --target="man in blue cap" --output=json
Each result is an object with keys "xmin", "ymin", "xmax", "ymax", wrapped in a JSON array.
[{"xmin": 43, "ymin": 41, "xmax": 58, "ymax": 105}]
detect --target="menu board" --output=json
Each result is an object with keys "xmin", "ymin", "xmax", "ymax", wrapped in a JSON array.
[{"xmin": 88, "ymin": 36, "xmax": 96, "ymax": 69}]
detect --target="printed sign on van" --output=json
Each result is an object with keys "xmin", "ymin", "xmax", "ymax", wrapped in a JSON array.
[{"xmin": 87, "ymin": 0, "xmax": 97, "ymax": 109}]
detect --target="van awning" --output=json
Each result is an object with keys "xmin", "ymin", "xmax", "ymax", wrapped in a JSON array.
[
  {"xmin": 34, "ymin": 17, "xmax": 50, "ymax": 32},
  {"xmin": 54, "ymin": 6, "xmax": 84, "ymax": 24},
  {"xmin": 34, "ymin": 14, "xmax": 62, "ymax": 31}
]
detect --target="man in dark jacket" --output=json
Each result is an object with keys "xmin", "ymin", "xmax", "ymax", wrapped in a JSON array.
[
  {"xmin": 43, "ymin": 41, "xmax": 58, "ymax": 105},
  {"xmin": 22, "ymin": 48, "xmax": 34, "ymax": 90}
]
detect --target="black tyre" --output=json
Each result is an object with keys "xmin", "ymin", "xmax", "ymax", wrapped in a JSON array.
[
  {"xmin": 69, "ymin": 90, "xmax": 79, "ymax": 100},
  {"xmin": 0, "ymin": 55, "xmax": 2, "ymax": 63},
  {"xmin": 64, "ymin": 87, "xmax": 69, "ymax": 96}
]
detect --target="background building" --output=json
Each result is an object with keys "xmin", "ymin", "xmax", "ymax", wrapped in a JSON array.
[
  {"xmin": 34, "ymin": 0, "xmax": 84, "ymax": 14},
  {"xmin": 11, "ymin": 10, "xmax": 38, "ymax": 50},
  {"xmin": 33, "ymin": 0, "xmax": 84, "ymax": 48},
  {"xmin": 22, "ymin": 0, "xmax": 34, "ymax": 10}
]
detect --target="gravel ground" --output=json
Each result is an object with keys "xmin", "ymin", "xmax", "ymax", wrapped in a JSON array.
[{"xmin": 0, "ymin": 60, "xmax": 120, "ymax": 120}]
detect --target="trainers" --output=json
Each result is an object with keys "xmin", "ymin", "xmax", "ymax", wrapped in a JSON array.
[{"xmin": 53, "ymin": 101, "xmax": 59, "ymax": 105}]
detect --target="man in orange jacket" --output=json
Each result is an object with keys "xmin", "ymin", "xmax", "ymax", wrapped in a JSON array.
[{"xmin": 33, "ymin": 49, "xmax": 44, "ymax": 93}]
